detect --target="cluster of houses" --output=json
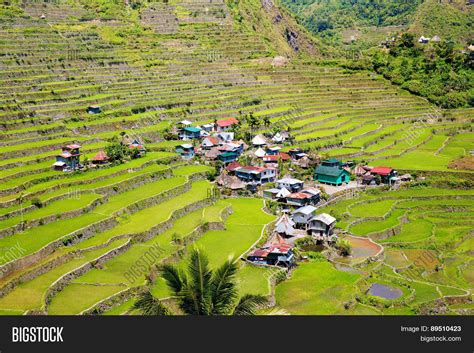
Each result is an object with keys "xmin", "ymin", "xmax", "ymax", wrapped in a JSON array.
[
  {"xmin": 246, "ymin": 208, "xmax": 337, "ymax": 267},
  {"xmin": 263, "ymin": 177, "xmax": 321, "ymax": 207},
  {"xmin": 353, "ymin": 165, "xmax": 400, "ymax": 185},
  {"xmin": 52, "ymin": 136, "xmax": 146, "ymax": 172}
]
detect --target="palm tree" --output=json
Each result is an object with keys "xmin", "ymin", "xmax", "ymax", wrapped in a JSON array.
[
  {"xmin": 133, "ymin": 291, "xmax": 171, "ymax": 315},
  {"xmin": 134, "ymin": 249, "xmax": 267, "ymax": 315}
]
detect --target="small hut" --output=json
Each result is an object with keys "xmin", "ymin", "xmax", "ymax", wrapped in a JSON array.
[{"xmin": 91, "ymin": 150, "xmax": 109, "ymax": 165}]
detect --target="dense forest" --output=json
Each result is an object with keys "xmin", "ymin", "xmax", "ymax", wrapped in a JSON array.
[{"xmin": 280, "ymin": 0, "xmax": 421, "ymax": 39}]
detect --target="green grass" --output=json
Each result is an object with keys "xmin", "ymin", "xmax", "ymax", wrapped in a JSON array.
[
  {"xmin": 275, "ymin": 261, "xmax": 360, "ymax": 315},
  {"xmin": 0, "ymin": 238, "xmax": 128, "ymax": 312},
  {"xmin": 48, "ymin": 283, "xmax": 126, "ymax": 315}
]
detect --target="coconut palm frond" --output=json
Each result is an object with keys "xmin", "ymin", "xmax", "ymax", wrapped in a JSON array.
[
  {"xmin": 162, "ymin": 264, "xmax": 186, "ymax": 295},
  {"xmin": 233, "ymin": 294, "xmax": 268, "ymax": 316},
  {"xmin": 133, "ymin": 291, "xmax": 171, "ymax": 316},
  {"xmin": 210, "ymin": 256, "xmax": 239, "ymax": 315},
  {"xmin": 187, "ymin": 248, "xmax": 213, "ymax": 315}
]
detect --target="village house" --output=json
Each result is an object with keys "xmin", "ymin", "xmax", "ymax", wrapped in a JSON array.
[
  {"xmin": 276, "ymin": 177, "xmax": 304, "ymax": 192},
  {"xmin": 218, "ymin": 141, "xmax": 244, "ymax": 155},
  {"xmin": 274, "ymin": 214, "xmax": 295, "ymax": 237},
  {"xmin": 217, "ymin": 132, "xmax": 234, "ymax": 144},
  {"xmin": 178, "ymin": 120, "xmax": 193, "ymax": 128},
  {"xmin": 263, "ymin": 153, "xmax": 291, "ymax": 164},
  {"xmin": 217, "ymin": 152, "xmax": 238, "ymax": 164},
  {"xmin": 266, "ymin": 146, "xmax": 281, "ymax": 156},
  {"xmin": 291, "ymin": 205, "xmax": 317, "ymax": 228},
  {"xmin": 285, "ymin": 192, "xmax": 315, "ymax": 207},
  {"xmin": 252, "ymin": 134, "xmax": 267, "ymax": 147},
  {"xmin": 200, "ymin": 123, "xmax": 215, "ymax": 132},
  {"xmin": 53, "ymin": 144, "xmax": 81, "ymax": 171},
  {"xmin": 87, "ymin": 105, "xmax": 101, "ymax": 114},
  {"xmin": 308, "ymin": 213, "xmax": 336, "ymax": 240},
  {"xmin": 201, "ymin": 136, "xmax": 219, "ymax": 150},
  {"xmin": 272, "ymin": 131, "xmax": 288, "ymax": 143},
  {"xmin": 247, "ymin": 235, "xmax": 295, "ymax": 267},
  {"xmin": 215, "ymin": 117, "xmax": 238, "ymax": 132},
  {"xmin": 254, "ymin": 147, "xmax": 266, "ymax": 158},
  {"xmin": 370, "ymin": 166, "xmax": 398, "ymax": 184},
  {"xmin": 362, "ymin": 174, "xmax": 377, "ymax": 185},
  {"xmin": 175, "ymin": 144, "xmax": 195, "ymax": 159},
  {"xmin": 217, "ymin": 173, "xmax": 245, "ymax": 190},
  {"xmin": 288, "ymin": 148, "xmax": 307, "ymax": 160},
  {"xmin": 180, "ymin": 126, "xmax": 201, "ymax": 140},
  {"xmin": 263, "ymin": 187, "xmax": 290, "ymax": 200},
  {"xmin": 235, "ymin": 166, "xmax": 276, "ymax": 184},
  {"xmin": 225, "ymin": 161, "xmax": 242, "ymax": 174},
  {"xmin": 91, "ymin": 150, "xmax": 109, "ymax": 165},
  {"xmin": 127, "ymin": 139, "xmax": 146, "ymax": 156},
  {"xmin": 314, "ymin": 158, "xmax": 350, "ymax": 186}
]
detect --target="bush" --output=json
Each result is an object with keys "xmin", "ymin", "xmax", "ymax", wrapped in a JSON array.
[
  {"xmin": 336, "ymin": 238, "xmax": 352, "ymax": 257},
  {"xmin": 31, "ymin": 198, "xmax": 43, "ymax": 208}
]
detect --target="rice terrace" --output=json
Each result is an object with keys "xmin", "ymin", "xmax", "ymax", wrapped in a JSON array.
[{"xmin": 0, "ymin": 0, "xmax": 472, "ymax": 317}]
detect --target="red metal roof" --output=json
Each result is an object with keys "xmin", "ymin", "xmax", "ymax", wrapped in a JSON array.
[
  {"xmin": 59, "ymin": 152, "xmax": 72, "ymax": 158},
  {"xmin": 226, "ymin": 161, "xmax": 242, "ymax": 172},
  {"xmin": 249, "ymin": 248, "xmax": 271, "ymax": 257},
  {"xmin": 65, "ymin": 144, "xmax": 81, "ymax": 149},
  {"xmin": 371, "ymin": 167, "xmax": 393, "ymax": 176},
  {"xmin": 286, "ymin": 192, "xmax": 311, "ymax": 200},
  {"xmin": 203, "ymin": 137, "xmax": 219, "ymax": 145},
  {"xmin": 216, "ymin": 117, "xmax": 238, "ymax": 127},
  {"xmin": 92, "ymin": 150, "xmax": 109, "ymax": 161},
  {"xmin": 263, "ymin": 155, "xmax": 279, "ymax": 162}
]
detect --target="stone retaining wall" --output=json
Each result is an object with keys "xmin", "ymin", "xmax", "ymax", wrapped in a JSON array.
[
  {"xmin": 0, "ymin": 196, "xmax": 107, "ymax": 239},
  {"xmin": 43, "ymin": 240, "xmax": 132, "ymax": 310}
]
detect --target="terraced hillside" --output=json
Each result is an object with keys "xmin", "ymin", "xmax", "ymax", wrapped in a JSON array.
[
  {"xmin": 0, "ymin": 0, "xmax": 472, "ymax": 315},
  {"xmin": 275, "ymin": 186, "xmax": 473, "ymax": 315}
]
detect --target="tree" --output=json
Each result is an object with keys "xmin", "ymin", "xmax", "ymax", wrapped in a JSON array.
[
  {"xmin": 160, "ymin": 248, "xmax": 267, "ymax": 315},
  {"xmin": 336, "ymin": 238, "xmax": 352, "ymax": 257},
  {"xmin": 247, "ymin": 112, "xmax": 260, "ymax": 132},
  {"xmin": 133, "ymin": 291, "xmax": 171, "ymax": 316},
  {"xmin": 105, "ymin": 141, "xmax": 128, "ymax": 163}
]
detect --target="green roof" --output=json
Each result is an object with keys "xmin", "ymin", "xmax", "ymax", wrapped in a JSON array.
[
  {"xmin": 315, "ymin": 165, "xmax": 347, "ymax": 177},
  {"xmin": 324, "ymin": 158, "xmax": 340, "ymax": 164},
  {"xmin": 218, "ymin": 152, "xmax": 237, "ymax": 158},
  {"xmin": 183, "ymin": 127, "xmax": 201, "ymax": 133}
]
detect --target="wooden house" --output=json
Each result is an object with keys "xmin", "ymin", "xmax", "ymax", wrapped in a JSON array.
[
  {"xmin": 91, "ymin": 150, "xmax": 109, "ymax": 165},
  {"xmin": 288, "ymin": 148, "xmax": 307, "ymax": 160},
  {"xmin": 308, "ymin": 213, "xmax": 336, "ymax": 239},
  {"xmin": 53, "ymin": 144, "xmax": 81, "ymax": 171},
  {"xmin": 175, "ymin": 144, "xmax": 195, "ymax": 159},
  {"xmin": 225, "ymin": 161, "xmax": 242, "ymax": 174},
  {"xmin": 217, "ymin": 132, "xmax": 234, "ymax": 143},
  {"xmin": 314, "ymin": 165, "xmax": 350, "ymax": 186},
  {"xmin": 276, "ymin": 177, "xmax": 304, "ymax": 192},
  {"xmin": 247, "ymin": 236, "xmax": 295, "ymax": 267},
  {"xmin": 180, "ymin": 126, "xmax": 201, "ymax": 140},
  {"xmin": 217, "ymin": 152, "xmax": 238, "ymax": 164},
  {"xmin": 266, "ymin": 146, "xmax": 281, "ymax": 156},
  {"xmin": 291, "ymin": 205, "xmax": 316, "ymax": 228},
  {"xmin": 274, "ymin": 214, "xmax": 295, "ymax": 237},
  {"xmin": 215, "ymin": 117, "xmax": 238, "ymax": 132},
  {"xmin": 201, "ymin": 136, "xmax": 219, "ymax": 150},
  {"xmin": 235, "ymin": 166, "xmax": 276, "ymax": 184},
  {"xmin": 252, "ymin": 134, "xmax": 267, "ymax": 147},
  {"xmin": 370, "ymin": 166, "xmax": 398, "ymax": 184}
]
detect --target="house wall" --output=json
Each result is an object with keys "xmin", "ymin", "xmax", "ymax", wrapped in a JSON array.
[{"xmin": 292, "ymin": 213, "xmax": 312, "ymax": 225}]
